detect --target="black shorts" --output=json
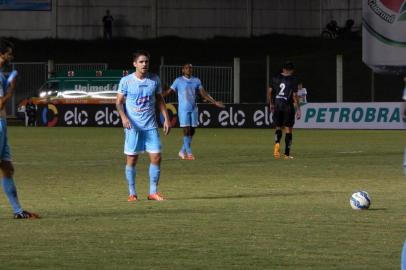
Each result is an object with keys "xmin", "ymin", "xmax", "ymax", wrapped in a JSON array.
[{"xmin": 272, "ymin": 103, "xmax": 295, "ymax": 128}]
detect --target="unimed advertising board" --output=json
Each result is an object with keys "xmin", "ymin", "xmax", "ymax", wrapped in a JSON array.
[{"xmin": 37, "ymin": 103, "xmax": 406, "ymax": 129}]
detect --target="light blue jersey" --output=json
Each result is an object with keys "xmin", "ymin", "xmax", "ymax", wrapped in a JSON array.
[
  {"xmin": 0, "ymin": 119, "xmax": 11, "ymax": 161},
  {"xmin": 118, "ymin": 72, "xmax": 162, "ymax": 130},
  {"xmin": 0, "ymin": 72, "xmax": 6, "ymax": 94},
  {"xmin": 170, "ymin": 76, "xmax": 203, "ymax": 113},
  {"xmin": 0, "ymin": 71, "xmax": 11, "ymax": 161}
]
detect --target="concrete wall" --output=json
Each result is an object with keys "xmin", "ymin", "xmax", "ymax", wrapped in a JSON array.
[{"xmin": 0, "ymin": 0, "xmax": 362, "ymax": 39}]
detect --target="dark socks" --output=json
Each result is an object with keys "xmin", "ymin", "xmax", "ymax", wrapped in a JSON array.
[
  {"xmin": 275, "ymin": 129, "xmax": 282, "ymax": 144},
  {"xmin": 285, "ymin": 133, "xmax": 292, "ymax": 156}
]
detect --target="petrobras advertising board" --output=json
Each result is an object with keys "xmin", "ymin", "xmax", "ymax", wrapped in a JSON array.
[
  {"xmin": 296, "ymin": 103, "xmax": 405, "ymax": 129},
  {"xmin": 37, "ymin": 103, "xmax": 405, "ymax": 129},
  {"xmin": 362, "ymin": 0, "xmax": 406, "ymax": 74}
]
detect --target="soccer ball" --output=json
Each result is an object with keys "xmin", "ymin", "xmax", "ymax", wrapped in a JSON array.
[{"xmin": 350, "ymin": 191, "xmax": 371, "ymax": 210}]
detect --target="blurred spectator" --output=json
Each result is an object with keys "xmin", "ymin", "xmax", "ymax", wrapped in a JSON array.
[
  {"xmin": 322, "ymin": 19, "xmax": 355, "ymax": 39},
  {"xmin": 326, "ymin": 20, "xmax": 339, "ymax": 34},
  {"xmin": 25, "ymin": 97, "xmax": 37, "ymax": 127},
  {"xmin": 102, "ymin": 10, "xmax": 114, "ymax": 39},
  {"xmin": 297, "ymin": 82, "xmax": 308, "ymax": 105},
  {"xmin": 342, "ymin": 19, "xmax": 354, "ymax": 33}
]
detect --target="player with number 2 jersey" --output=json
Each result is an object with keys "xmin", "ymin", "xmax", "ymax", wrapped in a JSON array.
[{"xmin": 268, "ymin": 61, "xmax": 301, "ymax": 159}]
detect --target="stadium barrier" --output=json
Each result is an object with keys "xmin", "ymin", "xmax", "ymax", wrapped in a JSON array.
[{"xmin": 36, "ymin": 102, "xmax": 405, "ymax": 129}]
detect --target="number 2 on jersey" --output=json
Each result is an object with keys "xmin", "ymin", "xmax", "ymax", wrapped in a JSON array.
[{"xmin": 278, "ymin": 83, "xmax": 286, "ymax": 96}]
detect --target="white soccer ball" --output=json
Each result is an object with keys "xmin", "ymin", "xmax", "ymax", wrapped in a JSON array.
[{"xmin": 350, "ymin": 191, "xmax": 371, "ymax": 210}]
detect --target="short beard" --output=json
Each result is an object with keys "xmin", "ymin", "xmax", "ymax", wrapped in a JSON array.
[{"xmin": 2, "ymin": 61, "xmax": 12, "ymax": 72}]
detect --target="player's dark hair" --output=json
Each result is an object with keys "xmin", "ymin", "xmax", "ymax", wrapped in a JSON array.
[
  {"xmin": 133, "ymin": 50, "xmax": 150, "ymax": 61},
  {"xmin": 0, "ymin": 38, "xmax": 14, "ymax": 54},
  {"xmin": 283, "ymin": 61, "xmax": 295, "ymax": 71}
]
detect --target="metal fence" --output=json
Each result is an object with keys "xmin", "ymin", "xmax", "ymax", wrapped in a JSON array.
[
  {"xmin": 159, "ymin": 65, "xmax": 233, "ymax": 104},
  {"xmin": 10, "ymin": 62, "xmax": 48, "ymax": 116}
]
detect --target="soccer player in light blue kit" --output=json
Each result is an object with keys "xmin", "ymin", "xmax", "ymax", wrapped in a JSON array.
[
  {"xmin": 403, "ymin": 76, "xmax": 406, "ymax": 175},
  {"xmin": 164, "ymin": 63, "xmax": 225, "ymax": 160},
  {"xmin": 0, "ymin": 39, "xmax": 39, "ymax": 219},
  {"xmin": 116, "ymin": 50, "xmax": 171, "ymax": 202}
]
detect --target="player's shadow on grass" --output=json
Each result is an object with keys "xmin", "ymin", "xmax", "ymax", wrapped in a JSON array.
[
  {"xmin": 33, "ymin": 207, "xmax": 217, "ymax": 219},
  {"xmin": 172, "ymin": 190, "xmax": 335, "ymax": 200}
]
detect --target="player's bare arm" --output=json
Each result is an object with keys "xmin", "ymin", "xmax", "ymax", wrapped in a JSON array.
[
  {"xmin": 293, "ymin": 92, "xmax": 301, "ymax": 119},
  {"xmin": 161, "ymin": 88, "xmax": 174, "ymax": 98},
  {"xmin": 0, "ymin": 77, "xmax": 16, "ymax": 110},
  {"xmin": 156, "ymin": 93, "xmax": 171, "ymax": 135},
  {"xmin": 116, "ymin": 93, "xmax": 131, "ymax": 128},
  {"xmin": 199, "ymin": 88, "xmax": 225, "ymax": 108},
  {"xmin": 268, "ymin": 87, "xmax": 274, "ymax": 111}
]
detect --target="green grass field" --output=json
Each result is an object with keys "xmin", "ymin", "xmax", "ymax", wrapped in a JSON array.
[{"xmin": 0, "ymin": 127, "xmax": 405, "ymax": 269}]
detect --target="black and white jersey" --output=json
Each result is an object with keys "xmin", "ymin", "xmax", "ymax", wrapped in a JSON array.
[{"xmin": 271, "ymin": 74, "xmax": 298, "ymax": 105}]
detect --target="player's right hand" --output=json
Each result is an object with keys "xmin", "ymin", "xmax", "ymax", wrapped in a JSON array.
[
  {"xmin": 215, "ymin": 101, "xmax": 226, "ymax": 108},
  {"xmin": 269, "ymin": 104, "xmax": 275, "ymax": 113},
  {"xmin": 121, "ymin": 117, "xmax": 131, "ymax": 129},
  {"xmin": 163, "ymin": 119, "xmax": 171, "ymax": 135}
]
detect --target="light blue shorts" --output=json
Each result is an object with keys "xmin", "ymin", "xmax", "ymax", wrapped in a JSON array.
[
  {"xmin": 0, "ymin": 119, "xmax": 11, "ymax": 161},
  {"xmin": 124, "ymin": 128, "xmax": 161, "ymax": 155},
  {"xmin": 179, "ymin": 109, "xmax": 198, "ymax": 127}
]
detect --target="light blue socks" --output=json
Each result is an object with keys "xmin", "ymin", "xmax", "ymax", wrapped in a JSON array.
[
  {"xmin": 126, "ymin": 164, "xmax": 160, "ymax": 195},
  {"xmin": 183, "ymin": 136, "xmax": 192, "ymax": 155},
  {"xmin": 125, "ymin": 165, "xmax": 136, "ymax": 196},
  {"xmin": 2, "ymin": 177, "xmax": 22, "ymax": 214},
  {"xmin": 149, "ymin": 164, "xmax": 160, "ymax": 194}
]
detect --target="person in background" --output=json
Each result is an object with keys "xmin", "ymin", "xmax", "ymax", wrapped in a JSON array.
[
  {"xmin": 297, "ymin": 82, "xmax": 308, "ymax": 105},
  {"xmin": 25, "ymin": 97, "xmax": 37, "ymax": 127},
  {"xmin": 163, "ymin": 63, "xmax": 225, "ymax": 160},
  {"xmin": 0, "ymin": 38, "xmax": 39, "ymax": 219},
  {"xmin": 102, "ymin": 10, "xmax": 114, "ymax": 39}
]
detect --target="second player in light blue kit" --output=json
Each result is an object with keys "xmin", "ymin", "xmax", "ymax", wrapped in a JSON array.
[
  {"xmin": 116, "ymin": 50, "xmax": 171, "ymax": 201},
  {"xmin": 0, "ymin": 39, "xmax": 39, "ymax": 219},
  {"xmin": 164, "ymin": 63, "xmax": 225, "ymax": 160},
  {"xmin": 403, "ymin": 76, "xmax": 406, "ymax": 175}
]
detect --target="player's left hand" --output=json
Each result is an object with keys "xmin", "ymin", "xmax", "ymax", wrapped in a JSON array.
[
  {"xmin": 296, "ymin": 110, "xmax": 301, "ymax": 120},
  {"xmin": 163, "ymin": 119, "xmax": 171, "ymax": 135},
  {"xmin": 215, "ymin": 101, "xmax": 225, "ymax": 108}
]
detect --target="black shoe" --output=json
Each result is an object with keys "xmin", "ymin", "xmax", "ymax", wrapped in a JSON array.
[{"xmin": 14, "ymin": 210, "xmax": 40, "ymax": 219}]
